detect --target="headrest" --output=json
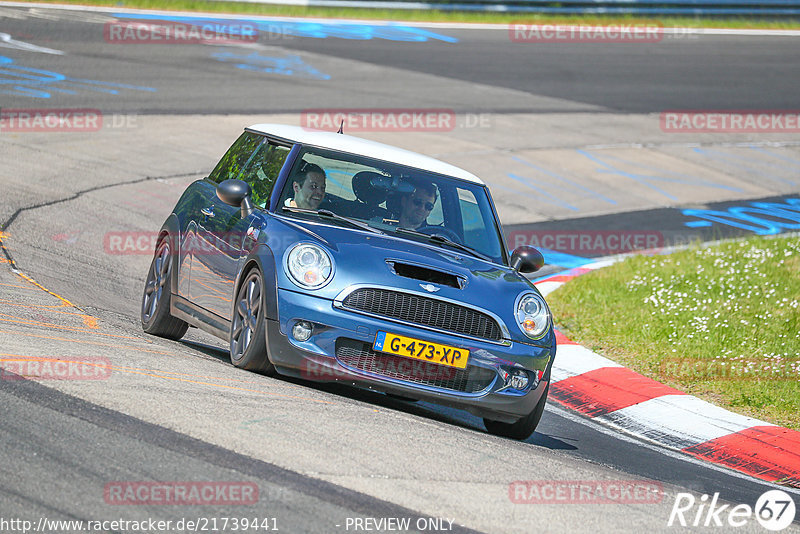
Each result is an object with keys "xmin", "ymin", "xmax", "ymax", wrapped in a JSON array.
[{"xmin": 352, "ymin": 171, "xmax": 388, "ymax": 206}]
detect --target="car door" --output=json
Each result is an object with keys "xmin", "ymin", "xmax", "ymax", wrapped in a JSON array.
[
  {"xmin": 187, "ymin": 132, "xmax": 262, "ymax": 318},
  {"xmin": 189, "ymin": 134, "xmax": 291, "ymax": 321}
]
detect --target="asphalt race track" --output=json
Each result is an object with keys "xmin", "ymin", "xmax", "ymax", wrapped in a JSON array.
[{"xmin": 1, "ymin": 4, "xmax": 799, "ymax": 533}]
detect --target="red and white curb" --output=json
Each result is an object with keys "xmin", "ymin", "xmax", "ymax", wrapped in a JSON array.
[{"xmin": 533, "ymin": 261, "xmax": 800, "ymax": 488}]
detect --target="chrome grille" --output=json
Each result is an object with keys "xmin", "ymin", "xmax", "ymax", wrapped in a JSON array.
[
  {"xmin": 341, "ymin": 288, "xmax": 503, "ymax": 341},
  {"xmin": 335, "ymin": 338, "xmax": 496, "ymax": 393}
]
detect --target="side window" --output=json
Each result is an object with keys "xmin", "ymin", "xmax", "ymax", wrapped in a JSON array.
[
  {"xmin": 239, "ymin": 143, "xmax": 291, "ymax": 208},
  {"xmin": 427, "ymin": 182, "xmax": 444, "ymax": 226},
  {"xmin": 207, "ymin": 132, "xmax": 263, "ymax": 185},
  {"xmin": 457, "ymin": 186, "xmax": 502, "ymax": 259},
  {"xmin": 458, "ymin": 188, "xmax": 487, "ymax": 250}
]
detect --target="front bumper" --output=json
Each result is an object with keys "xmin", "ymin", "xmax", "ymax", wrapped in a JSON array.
[{"xmin": 265, "ymin": 288, "xmax": 555, "ymax": 423}]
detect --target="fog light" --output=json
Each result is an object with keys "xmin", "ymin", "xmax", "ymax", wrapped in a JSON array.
[
  {"xmin": 292, "ymin": 321, "xmax": 313, "ymax": 342},
  {"xmin": 510, "ymin": 369, "xmax": 529, "ymax": 390},
  {"xmin": 498, "ymin": 368, "xmax": 509, "ymax": 383}
]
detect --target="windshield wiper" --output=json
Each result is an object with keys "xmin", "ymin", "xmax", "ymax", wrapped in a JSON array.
[
  {"xmin": 395, "ymin": 227, "xmax": 492, "ymax": 262},
  {"xmin": 281, "ymin": 206, "xmax": 383, "ymax": 234}
]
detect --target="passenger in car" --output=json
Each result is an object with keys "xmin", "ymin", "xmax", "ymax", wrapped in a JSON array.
[
  {"xmin": 287, "ymin": 162, "xmax": 327, "ymax": 210},
  {"xmin": 398, "ymin": 182, "xmax": 437, "ymax": 229}
]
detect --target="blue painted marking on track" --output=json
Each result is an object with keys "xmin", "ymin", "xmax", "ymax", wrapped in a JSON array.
[
  {"xmin": 537, "ymin": 249, "xmax": 595, "ymax": 269},
  {"xmin": 511, "ymin": 155, "xmax": 617, "ymax": 205},
  {"xmin": 578, "ymin": 149, "xmax": 679, "ymax": 201},
  {"xmin": 506, "ymin": 173, "xmax": 579, "ymax": 211},
  {"xmin": 749, "ymin": 146, "xmax": 800, "ymax": 170},
  {"xmin": 578, "ymin": 150, "xmax": 743, "ymax": 202},
  {"xmin": 595, "ymin": 151, "xmax": 743, "ymax": 193},
  {"xmin": 0, "ymin": 55, "xmax": 156, "ymax": 99},
  {"xmin": 211, "ymin": 52, "xmax": 330, "ymax": 80},
  {"xmin": 530, "ymin": 262, "xmax": 595, "ymax": 284},
  {"xmin": 483, "ymin": 181, "xmax": 542, "ymax": 203},
  {"xmin": 692, "ymin": 147, "xmax": 797, "ymax": 187},
  {"xmin": 113, "ymin": 13, "xmax": 458, "ymax": 43},
  {"xmin": 682, "ymin": 208, "xmax": 781, "ymax": 234},
  {"xmin": 681, "ymin": 197, "xmax": 800, "ymax": 235},
  {"xmin": 386, "ymin": 24, "xmax": 459, "ymax": 43}
]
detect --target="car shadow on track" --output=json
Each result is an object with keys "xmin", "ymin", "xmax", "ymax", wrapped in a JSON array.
[
  {"xmin": 177, "ymin": 338, "xmax": 575, "ymax": 450},
  {"xmin": 179, "ymin": 338, "xmax": 235, "ymax": 364}
]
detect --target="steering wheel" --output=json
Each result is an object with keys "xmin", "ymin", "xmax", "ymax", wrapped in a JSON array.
[{"xmin": 416, "ymin": 225, "xmax": 462, "ymax": 244}]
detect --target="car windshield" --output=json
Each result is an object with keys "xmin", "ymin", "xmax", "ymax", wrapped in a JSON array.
[{"xmin": 277, "ymin": 146, "xmax": 507, "ymax": 265}]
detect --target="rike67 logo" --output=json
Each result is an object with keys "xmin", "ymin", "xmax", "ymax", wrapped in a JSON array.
[{"xmin": 668, "ymin": 489, "xmax": 796, "ymax": 531}]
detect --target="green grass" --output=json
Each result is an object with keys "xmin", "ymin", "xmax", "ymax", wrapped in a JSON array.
[
  {"xmin": 14, "ymin": 0, "xmax": 800, "ymax": 28},
  {"xmin": 547, "ymin": 235, "xmax": 800, "ymax": 430}
]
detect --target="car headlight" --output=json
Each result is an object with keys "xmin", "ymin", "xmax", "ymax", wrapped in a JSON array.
[
  {"xmin": 515, "ymin": 292, "xmax": 551, "ymax": 339},
  {"xmin": 286, "ymin": 243, "xmax": 333, "ymax": 289}
]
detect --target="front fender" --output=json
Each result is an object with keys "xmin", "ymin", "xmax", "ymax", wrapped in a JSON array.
[
  {"xmin": 155, "ymin": 214, "xmax": 182, "ymax": 298},
  {"xmin": 234, "ymin": 243, "xmax": 279, "ymax": 322}
]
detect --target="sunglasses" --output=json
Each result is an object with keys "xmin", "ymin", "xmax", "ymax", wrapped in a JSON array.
[{"xmin": 413, "ymin": 198, "xmax": 435, "ymax": 211}]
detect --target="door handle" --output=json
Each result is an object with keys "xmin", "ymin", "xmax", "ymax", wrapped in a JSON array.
[{"xmin": 201, "ymin": 207, "xmax": 215, "ymax": 218}]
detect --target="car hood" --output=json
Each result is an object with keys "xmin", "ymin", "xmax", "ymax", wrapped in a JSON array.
[{"xmin": 269, "ymin": 217, "xmax": 546, "ymax": 342}]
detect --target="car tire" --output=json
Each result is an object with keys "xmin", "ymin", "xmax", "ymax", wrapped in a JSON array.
[
  {"xmin": 141, "ymin": 236, "xmax": 189, "ymax": 340},
  {"xmin": 230, "ymin": 268, "xmax": 276, "ymax": 375},
  {"xmin": 483, "ymin": 383, "xmax": 549, "ymax": 440}
]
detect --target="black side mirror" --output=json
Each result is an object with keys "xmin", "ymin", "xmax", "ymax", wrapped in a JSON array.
[
  {"xmin": 217, "ymin": 179, "xmax": 254, "ymax": 218},
  {"xmin": 510, "ymin": 246, "xmax": 544, "ymax": 273}
]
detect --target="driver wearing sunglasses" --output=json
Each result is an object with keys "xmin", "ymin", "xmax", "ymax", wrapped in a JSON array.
[{"xmin": 399, "ymin": 182, "xmax": 437, "ymax": 230}]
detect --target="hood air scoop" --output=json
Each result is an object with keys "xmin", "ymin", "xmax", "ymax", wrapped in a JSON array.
[{"xmin": 387, "ymin": 261, "xmax": 465, "ymax": 289}]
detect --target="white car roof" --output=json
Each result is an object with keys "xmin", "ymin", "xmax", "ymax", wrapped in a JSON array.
[{"xmin": 247, "ymin": 123, "xmax": 484, "ymax": 185}]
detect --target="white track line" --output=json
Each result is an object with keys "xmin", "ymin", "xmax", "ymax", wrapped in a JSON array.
[
  {"xmin": 0, "ymin": 31, "xmax": 63, "ymax": 54},
  {"xmin": 551, "ymin": 344, "xmax": 623, "ymax": 383},
  {"xmin": 599, "ymin": 395, "xmax": 775, "ymax": 449}
]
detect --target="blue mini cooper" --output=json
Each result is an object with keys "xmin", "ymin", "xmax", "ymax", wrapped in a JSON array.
[{"xmin": 141, "ymin": 124, "xmax": 555, "ymax": 439}]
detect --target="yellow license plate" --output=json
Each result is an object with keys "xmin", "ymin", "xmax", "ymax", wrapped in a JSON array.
[{"xmin": 372, "ymin": 331, "xmax": 469, "ymax": 369}]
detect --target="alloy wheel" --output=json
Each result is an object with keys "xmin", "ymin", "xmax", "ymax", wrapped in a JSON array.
[
  {"xmin": 142, "ymin": 241, "xmax": 171, "ymax": 323},
  {"xmin": 231, "ymin": 271, "xmax": 261, "ymax": 361}
]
